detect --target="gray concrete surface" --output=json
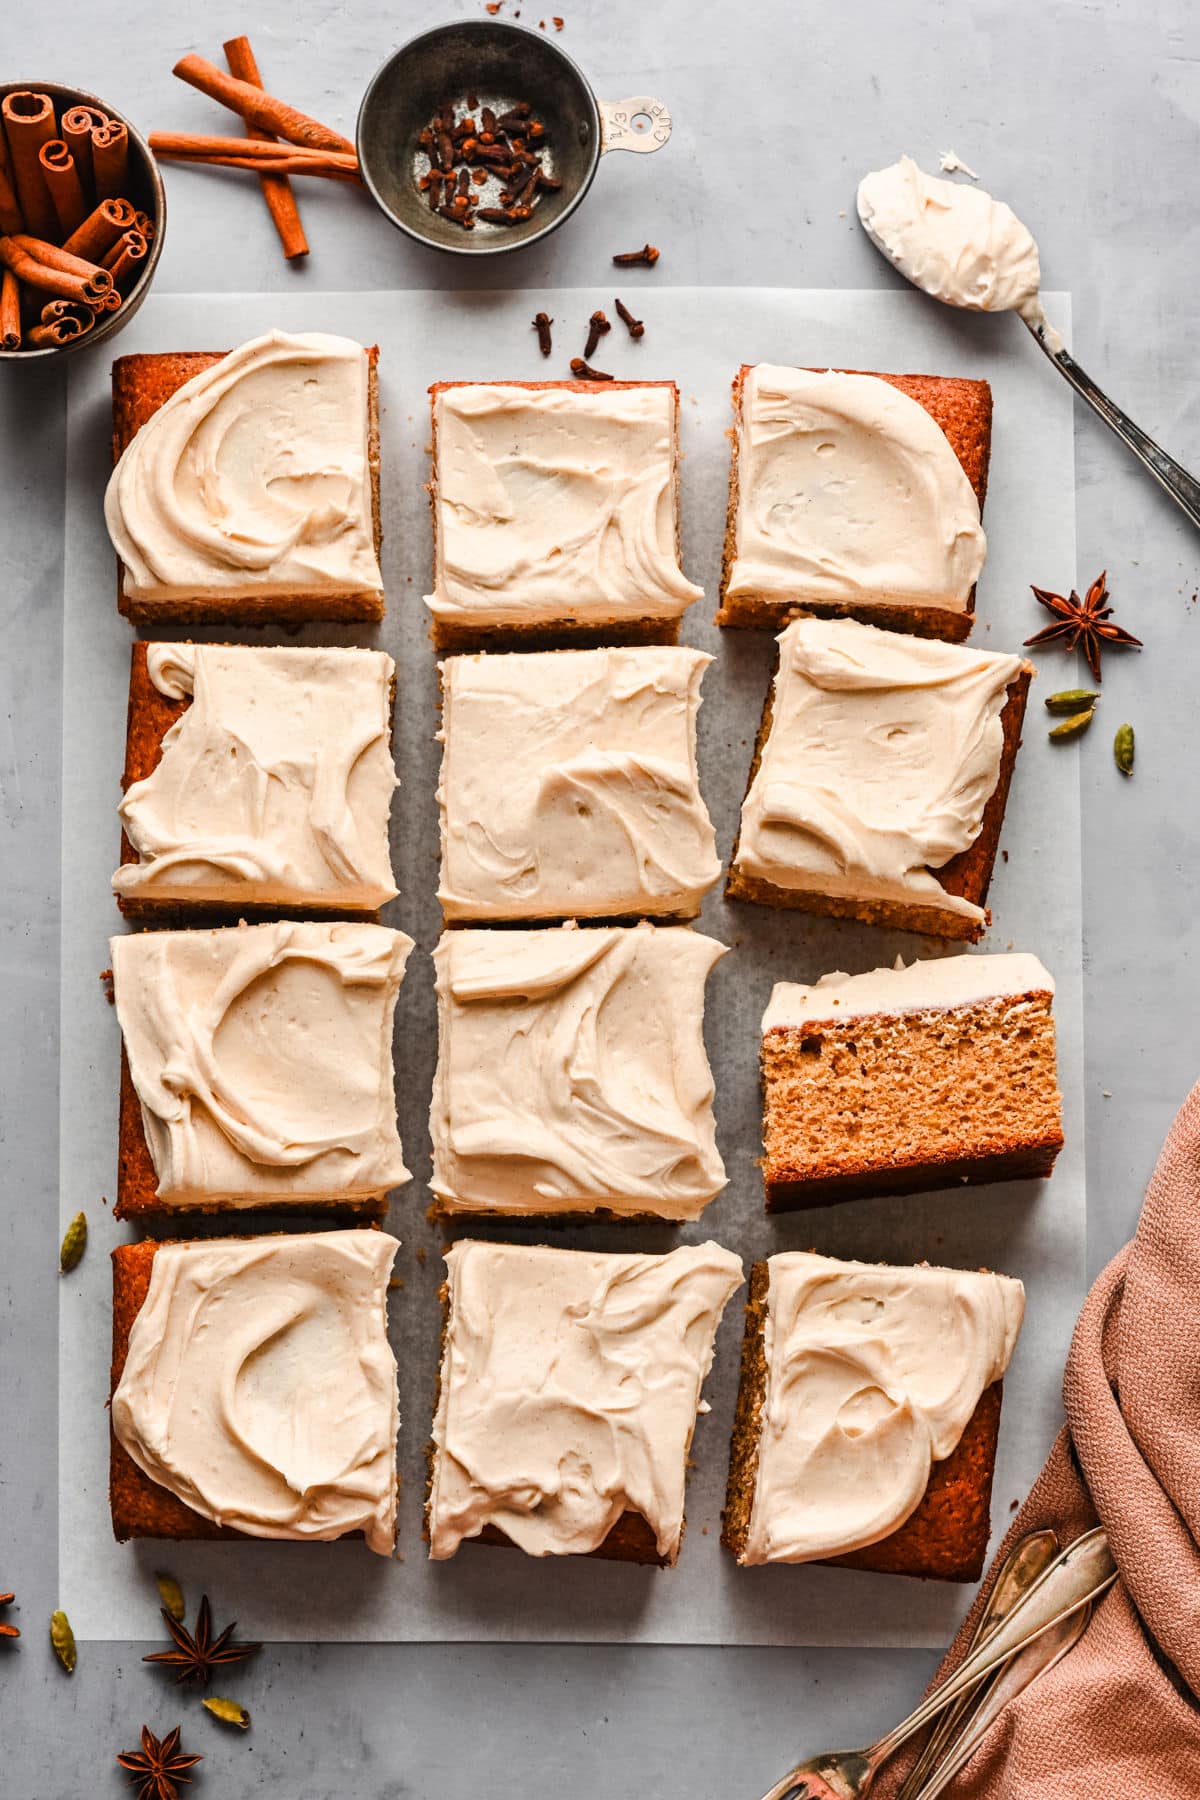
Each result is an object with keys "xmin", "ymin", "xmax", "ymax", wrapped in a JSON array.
[{"xmin": 2, "ymin": 0, "xmax": 1198, "ymax": 1793}]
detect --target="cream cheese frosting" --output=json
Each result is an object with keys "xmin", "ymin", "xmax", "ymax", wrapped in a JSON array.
[
  {"xmin": 425, "ymin": 382, "xmax": 703, "ymax": 629},
  {"xmin": 112, "ymin": 1230, "xmax": 400, "ymax": 1552},
  {"xmin": 437, "ymin": 646, "xmax": 721, "ymax": 921},
  {"xmin": 763, "ymin": 951, "xmax": 1055, "ymax": 1031},
  {"xmin": 726, "ymin": 365, "xmax": 986, "ymax": 614},
  {"xmin": 736, "ymin": 616, "xmax": 1025, "ymax": 923},
  {"xmin": 111, "ymin": 921, "xmax": 412, "ymax": 1206},
  {"xmin": 105, "ymin": 330, "xmax": 384, "ymax": 604},
  {"xmin": 430, "ymin": 922, "xmax": 727, "ymax": 1219},
  {"xmin": 857, "ymin": 156, "xmax": 1059, "ymax": 345},
  {"xmin": 428, "ymin": 1239, "xmax": 744, "ymax": 1559},
  {"xmin": 113, "ymin": 643, "xmax": 398, "ymax": 909},
  {"xmin": 742, "ymin": 1252, "xmax": 1025, "ymax": 1565}
]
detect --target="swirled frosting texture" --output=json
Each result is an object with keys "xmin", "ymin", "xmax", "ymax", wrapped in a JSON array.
[
  {"xmin": 105, "ymin": 330, "xmax": 384, "ymax": 603},
  {"xmin": 857, "ymin": 157, "xmax": 1052, "ymax": 336},
  {"xmin": 743, "ymin": 1252, "xmax": 1025, "ymax": 1564},
  {"xmin": 112, "ymin": 1230, "xmax": 400, "ymax": 1552},
  {"xmin": 437, "ymin": 646, "xmax": 720, "ymax": 921},
  {"xmin": 110, "ymin": 921, "xmax": 412, "ymax": 1206},
  {"xmin": 428, "ymin": 1239, "xmax": 743, "ymax": 1559},
  {"xmin": 736, "ymin": 617, "xmax": 1024, "ymax": 923},
  {"xmin": 430, "ymin": 923, "xmax": 727, "ymax": 1218},
  {"xmin": 727, "ymin": 365, "xmax": 986, "ymax": 613},
  {"xmin": 113, "ymin": 643, "xmax": 398, "ymax": 909},
  {"xmin": 425, "ymin": 383, "xmax": 702, "ymax": 629},
  {"xmin": 763, "ymin": 951, "xmax": 1055, "ymax": 1032}
]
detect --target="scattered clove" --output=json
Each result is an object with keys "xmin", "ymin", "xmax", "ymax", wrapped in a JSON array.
[
  {"xmin": 612, "ymin": 243, "xmax": 659, "ymax": 266},
  {"xmin": 583, "ymin": 309, "xmax": 611, "ymax": 359},
  {"xmin": 614, "ymin": 297, "xmax": 644, "ymax": 338},
  {"xmin": 533, "ymin": 311, "xmax": 553, "ymax": 355},
  {"xmin": 571, "ymin": 357, "xmax": 613, "ymax": 381}
]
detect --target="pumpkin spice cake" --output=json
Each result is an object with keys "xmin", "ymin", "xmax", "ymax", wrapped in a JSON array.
[
  {"xmin": 110, "ymin": 1230, "xmax": 400, "ymax": 1550},
  {"xmin": 425, "ymin": 379, "xmax": 703, "ymax": 649},
  {"xmin": 722, "ymin": 1252, "xmax": 1025, "ymax": 1581},
  {"xmin": 715, "ymin": 363, "xmax": 991, "ymax": 641},
  {"xmin": 429, "ymin": 921, "xmax": 727, "ymax": 1220},
  {"xmin": 114, "ymin": 641, "xmax": 398, "ymax": 918},
  {"xmin": 759, "ymin": 952, "xmax": 1063, "ymax": 1210},
  {"xmin": 728, "ymin": 615, "xmax": 1032, "ymax": 942},
  {"xmin": 426, "ymin": 1239, "xmax": 743, "ymax": 1565},
  {"xmin": 106, "ymin": 330, "xmax": 384, "ymax": 625},
  {"xmin": 110, "ymin": 920, "xmax": 412, "ymax": 1218},
  {"xmin": 437, "ymin": 645, "xmax": 721, "ymax": 924}
]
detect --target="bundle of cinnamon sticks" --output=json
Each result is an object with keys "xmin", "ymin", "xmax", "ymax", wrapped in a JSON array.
[
  {"xmin": 150, "ymin": 42, "xmax": 364, "ymax": 261},
  {"xmin": 0, "ymin": 90, "xmax": 152, "ymax": 352}
]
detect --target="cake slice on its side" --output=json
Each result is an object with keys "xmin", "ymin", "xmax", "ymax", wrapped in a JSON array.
[
  {"xmin": 110, "ymin": 1231, "xmax": 400, "ymax": 1550},
  {"xmin": 715, "ymin": 364, "xmax": 992, "ymax": 641},
  {"xmin": 430, "ymin": 922, "xmax": 727, "ymax": 1220},
  {"xmin": 722, "ymin": 1253, "xmax": 1025, "ymax": 1581},
  {"xmin": 114, "ymin": 642, "xmax": 398, "ymax": 920},
  {"xmin": 759, "ymin": 952, "xmax": 1064, "ymax": 1211},
  {"xmin": 727, "ymin": 615, "xmax": 1032, "ymax": 942},
  {"xmin": 425, "ymin": 1239, "xmax": 743, "ymax": 1565},
  {"xmin": 437, "ymin": 645, "xmax": 721, "ymax": 925},
  {"xmin": 425, "ymin": 379, "xmax": 703, "ymax": 650},
  {"xmin": 107, "ymin": 331, "xmax": 384, "ymax": 625},
  {"xmin": 111, "ymin": 921, "xmax": 413, "ymax": 1218}
]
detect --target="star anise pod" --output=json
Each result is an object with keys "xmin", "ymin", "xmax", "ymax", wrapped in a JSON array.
[
  {"xmin": 143, "ymin": 1593, "xmax": 260, "ymax": 1685},
  {"xmin": 0, "ymin": 1591, "xmax": 18, "ymax": 1640},
  {"xmin": 1024, "ymin": 570, "xmax": 1142, "ymax": 683},
  {"xmin": 116, "ymin": 1724, "xmax": 203, "ymax": 1800}
]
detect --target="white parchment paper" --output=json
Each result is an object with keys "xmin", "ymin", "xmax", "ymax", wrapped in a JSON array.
[{"xmin": 60, "ymin": 286, "xmax": 1080, "ymax": 1645}]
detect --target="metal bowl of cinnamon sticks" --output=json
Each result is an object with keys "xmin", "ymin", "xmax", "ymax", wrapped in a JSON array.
[
  {"xmin": 357, "ymin": 20, "xmax": 672, "ymax": 255},
  {"xmin": 0, "ymin": 81, "xmax": 165, "ymax": 362}
]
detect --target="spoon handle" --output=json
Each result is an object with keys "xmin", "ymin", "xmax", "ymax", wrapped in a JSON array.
[
  {"xmin": 893, "ymin": 1529, "xmax": 1060, "ymax": 1800},
  {"xmin": 872, "ymin": 1527, "xmax": 1116, "ymax": 1767},
  {"xmin": 1023, "ymin": 317, "xmax": 1200, "ymax": 531},
  {"xmin": 910, "ymin": 1603, "xmax": 1092, "ymax": 1800}
]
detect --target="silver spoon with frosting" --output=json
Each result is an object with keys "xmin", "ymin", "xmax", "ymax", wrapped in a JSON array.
[{"xmin": 857, "ymin": 155, "xmax": 1200, "ymax": 532}]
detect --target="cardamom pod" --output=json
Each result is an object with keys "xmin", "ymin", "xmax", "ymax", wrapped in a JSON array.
[
  {"xmin": 1048, "ymin": 707, "xmax": 1095, "ymax": 742},
  {"xmin": 1114, "ymin": 722, "xmax": 1135, "ymax": 776},
  {"xmin": 1045, "ymin": 688, "xmax": 1099, "ymax": 714},
  {"xmin": 155, "ymin": 1571, "xmax": 185, "ymax": 1622},
  {"xmin": 203, "ymin": 1697, "xmax": 251, "ymax": 1730},
  {"xmin": 59, "ymin": 1210, "xmax": 87, "ymax": 1273},
  {"xmin": 50, "ymin": 1609, "xmax": 76, "ymax": 1673}
]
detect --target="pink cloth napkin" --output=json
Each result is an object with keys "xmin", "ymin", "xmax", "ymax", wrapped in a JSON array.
[{"xmin": 879, "ymin": 1077, "xmax": 1200, "ymax": 1795}]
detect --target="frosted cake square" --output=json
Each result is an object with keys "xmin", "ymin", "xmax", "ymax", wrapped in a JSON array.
[
  {"xmin": 430, "ymin": 922, "xmax": 726, "ymax": 1219},
  {"xmin": 427, "ymin": 1239, "xmax": 743, "ymax": 1564}
]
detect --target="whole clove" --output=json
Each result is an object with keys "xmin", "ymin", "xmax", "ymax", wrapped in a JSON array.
[
  {"xmin": 612, "ymin": 243, "xmax": 659, "ymax": 266},
  {"xmin": 583, "ymin": 309, "xmax": 611, "ymax": 359},
  {"xmin": 615, "ymin": 297, "xmax": 645, "ymax": 338},
  {"xmin": 570, "ymin": 357, "xmax": 613, "ymax": 381},
  {"xmin": 533, "ymin": 311, "xmax": 553, "ymax": 355}
]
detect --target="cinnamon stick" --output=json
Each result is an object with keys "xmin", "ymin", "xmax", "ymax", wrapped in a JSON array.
[
  {"xmin": 29, "ymin": 301, "xmax": 94, "ymax": 347},
  {"xmin": 223, "ymin": 34, "xmax": 308, "ymax": 261},
  {"xmin": 38, "ymin": 140, "xmax": 87, "ymax": 238},
  {"xmin": 172, "ymin": 53, "xmax": 354, "ymax": 156},
  {"xmin": 0, "ymin": 267, "xmax": 20, "ymax": 350},
  {"xmin": 0, "ymin": 235, "xmax": 113, "ymax": 302},
  {"xmin": 148, "ymin": 135, "xmax": 360, "ymax": 181},
  {"xmin": 91, "ymin": 119, "xmax": 129, "ymax": 201},
  {"xmin": 102, "ymin": 228, "xmax": 147, "ymax": 287},
  {"xmin": 0, "ymin": 127, "xmax": 23, "ymax": 236},
  {"xmin": 1, "ymin": 92, "xmax": 59, "ymax": 239},
  {"xmin": 60, "ymin": 105, "xmax": 106, "ymax": 197},
  {"xmin": 62, "ymin": 197, "xmax": 136, "ymax": 262}
]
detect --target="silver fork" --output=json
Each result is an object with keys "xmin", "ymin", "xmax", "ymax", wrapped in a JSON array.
[
  {"xmin": 1022, "ymin": 313, "xmax": 1200, "ymax": 532},
  {"xmin": 757, "ymin": 1527, "xmax": 1117, "ymax": 1800},
  {"xmin": 894, "ymin": 1530, "xmax": 1061, "ymax": 1800}
]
